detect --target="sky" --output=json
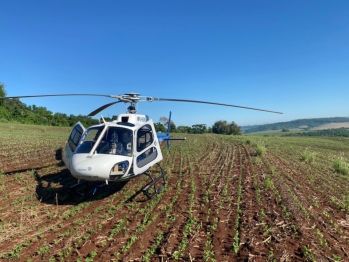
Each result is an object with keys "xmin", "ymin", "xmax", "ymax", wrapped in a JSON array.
[{"xmin": 1, "ymin": 1, "xmax": 348, "ymax": 127}]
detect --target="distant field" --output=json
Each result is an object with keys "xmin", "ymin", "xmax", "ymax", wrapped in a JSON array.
[
  {"xmin": 244, "ymin": 129, "xmax": 302, "ymax": 136},
  {"xmin": 1, "ymin": 123, "xmax": 349, "ymax": 261},
  {"xmin": 311, "ymin": 122, "xmax": 349, "ymax": 130}
]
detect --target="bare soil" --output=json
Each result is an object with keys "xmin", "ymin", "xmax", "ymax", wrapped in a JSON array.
[{"xmin": 0, "ymin": 134, "xmax": 348, "ymax": 261}]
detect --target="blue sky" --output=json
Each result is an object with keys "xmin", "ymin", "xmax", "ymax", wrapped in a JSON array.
[{"xmin": 1, "ymin": 1, "xmax": 348, "ymax": 127}]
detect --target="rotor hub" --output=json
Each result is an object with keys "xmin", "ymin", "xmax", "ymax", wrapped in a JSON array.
[{"xmin": 119, "ymin": 93, "xmax": 141, "ymax": 103}]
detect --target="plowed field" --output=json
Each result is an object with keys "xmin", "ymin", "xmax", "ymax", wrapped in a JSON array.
[{"xmin": 1, "ymin": 124, "xmax": 349, "ymax": 261}]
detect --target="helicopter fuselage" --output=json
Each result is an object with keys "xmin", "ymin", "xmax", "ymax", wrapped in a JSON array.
[{"xmin": 63, "ymin": 113, "xmax": 164, "ymax": 183}]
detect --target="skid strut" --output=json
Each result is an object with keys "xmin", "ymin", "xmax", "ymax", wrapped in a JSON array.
[
  {"xmin": 70, "ymin": 180, "xmax": 107, "ymax": 196},
  {"xmin": 142, "ymin": 163, "xmax": 166, "ymax": 199},
  {"xmin": 70, "ymin": 180, "xmax": 86, "ymax": 189}
]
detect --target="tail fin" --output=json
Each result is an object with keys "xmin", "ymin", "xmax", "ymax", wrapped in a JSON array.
[{"xmin": 166, "ymin": 111, "xmax": 172, "ymax": 136}]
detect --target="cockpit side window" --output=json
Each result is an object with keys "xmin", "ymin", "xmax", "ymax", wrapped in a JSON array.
[{"xmin": 137, "ymin": 125, "xmax": 153, "ymax": 152}]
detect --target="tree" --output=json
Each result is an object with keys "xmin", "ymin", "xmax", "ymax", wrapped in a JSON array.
[
  {"xmin": 0, "ymin": 82, "xmax": 6, "ymax": 97},
  {"xmin": 191, "ymin": 124, "xmax": 207, "ymax": 134},
  {"xmin": 159, "ymin": 116, "xmax": 176, "ymax": 132},
  {"xmin": 53, "ymin": 113, "xmax": 69, "ymax": 126},
  {"xmin": 154, "ymin": 122, "xmax": 166, "ymax": 132},
  {"xmin": 0, "ymin": 106, "xmax": 11, "ymax": 121},
  {"xmin": 227, "ymin": 121, "xmax": 241, "ymax": 135},
  {"xmin": 170, "ymin": 122, "xmax": 176, "ymax": 132},
  {"xmin": 0, "ymin": 82, "xmax": 6, "ymax": 106},
  {"xmin": 159, "ymin": 116, "xmax": 168, "ymax": 126},
  {"xmin": 177, "ymin": 125, "xmax": 191, "ymax": 133},
  {"xmin": 212, "ymin": 120, "xmax": 241, "ymax": 135},
  {"xmin": 212, "ymin": 120, "xmax": 228, "ymax": 134}
]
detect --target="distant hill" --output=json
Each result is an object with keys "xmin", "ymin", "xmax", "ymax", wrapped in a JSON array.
[
  {"xmin": 240, "ymin": 125, "xmax": 259, "ymax": 132},
  {"xmin": 283, "ymin": 128, "xmax": 349, "ymax": 137},
  {"xmin": 242, "ymin": 117, "xmax": 349, "ymax": 133}
]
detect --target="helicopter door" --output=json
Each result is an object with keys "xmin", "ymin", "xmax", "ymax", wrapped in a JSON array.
[
  {"xmin": 63, "ymin": 122, "xmax": 85, "ymax": 170},
  {"xmin": 133, "ymin": 122, "xmax": 163, "ymax": 175}
]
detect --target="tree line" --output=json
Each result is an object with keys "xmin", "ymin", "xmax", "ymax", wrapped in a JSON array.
[
  {"xmin": 154, "ymin": 116, "xmax": 241, "ymax": 135},
  {"xmin": 0, "ymin": 82, "xmax": 109, "ymax": 127},
  {"xmin": 0, "ymin": 82, "xmax": 241, "ymax": 135}
]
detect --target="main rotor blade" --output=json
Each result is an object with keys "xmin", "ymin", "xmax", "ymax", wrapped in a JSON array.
[
  {"xmin": 153, "ymin": 98, "xmax": 283, "ymax": 114},
  {"xmin": 88, "ymin": 101, "xmax": 122, "ymax": 116},
  {"xmin": 3, "ymin": 94, "xmax": 120, "ymax": 99}
]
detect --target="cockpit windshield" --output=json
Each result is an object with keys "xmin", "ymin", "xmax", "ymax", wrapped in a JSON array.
[{"xmin": 75, "ymin": 125, "xmax": 133, "ymax": 156}]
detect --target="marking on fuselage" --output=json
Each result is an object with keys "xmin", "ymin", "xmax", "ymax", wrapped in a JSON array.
[{"xmin": 137, "ymin": 116, "xmax": 146, "ymax": 122}]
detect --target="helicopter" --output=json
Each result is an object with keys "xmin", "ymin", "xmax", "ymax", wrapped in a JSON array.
[{"xmin": 2, "ymin": 93, "xmax": 282, "ymax": 199}]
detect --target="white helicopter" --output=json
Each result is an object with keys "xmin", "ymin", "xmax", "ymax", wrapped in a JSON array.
[{"xmin": 3, "ymin": 93, "xmax": 282, "ymax": 198}]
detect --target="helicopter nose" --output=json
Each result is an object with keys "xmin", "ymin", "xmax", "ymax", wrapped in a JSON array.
[
  {"xmin": 70, "ymin": 154, "xmax": 131, "ymax": 181},
  {"xmin": 70, "ymin": 154, "xmax": 110, "ymax": 181}
]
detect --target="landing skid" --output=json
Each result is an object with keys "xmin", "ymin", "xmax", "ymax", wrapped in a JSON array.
[
  {"xmin": 69, "ymin": 180, "xmax": 107, "ymax": 196},
  {"xmin": 142, "ymin": 163, "xmax": 166, "ymax": 199},
  {"xmin": 68, "ymin": 164, "xmax": 166, "ymax": 199},
  {"xmin": 69, "ymin": 180, "xmax": 86, "ymax": 188}
]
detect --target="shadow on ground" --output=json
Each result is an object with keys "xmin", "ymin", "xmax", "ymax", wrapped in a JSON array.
[{"xmin": 35, "ymin": 168, "xmax": 128, "ymax": 206}]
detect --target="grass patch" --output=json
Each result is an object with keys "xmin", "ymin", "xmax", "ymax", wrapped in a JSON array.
[
  {"xmin": 333, "ymin": 158, "xmax": 349, "ymax": 175},
  {"xmin": 300, "ymin": 149, "xmax": 316, "ymax": 163},
  {"xmin": 264, "ymin": 176, "xmax": 274, "ymax": 190},
  {"xmin": 256, "ymin": 141, "xmax": 266, "ymax": 156}
]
